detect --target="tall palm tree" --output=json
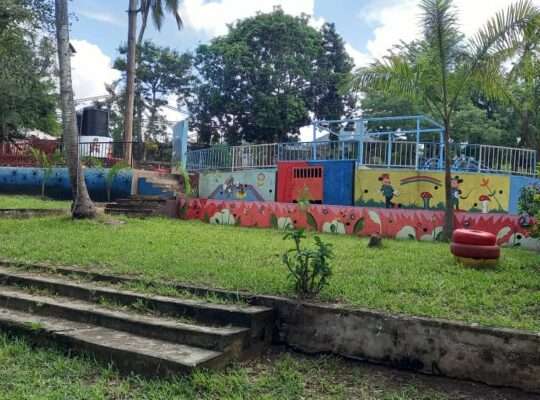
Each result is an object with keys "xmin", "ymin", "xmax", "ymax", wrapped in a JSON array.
[
  {"xmin": 351, "ymin": 0, "xmax": 538, "ymax": 239},
  {"xmin": 123, "ymin": 0, "xmax": 182, "ymax": 165},
  {"xmin": 55, "ymin": 0, "xmax": 96, "ymax": 218}
]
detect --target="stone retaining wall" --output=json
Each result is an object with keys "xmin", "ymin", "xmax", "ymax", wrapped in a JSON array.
[{"xmin": 252, "ymin": 296, "xmax": 540, "ymax": 393}]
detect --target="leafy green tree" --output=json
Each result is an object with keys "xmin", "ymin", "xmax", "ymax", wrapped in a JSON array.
[
  {"xmin": 189, "ymin": 10, "xmax": 353, "ymax": 145},
  {"xmin": 311, "ymin": 22, "xmax": 356, "ymax": 123},
  {"xmin": 114, "ymin": 41, "xmax": 192, "ymax": 143},
  {"xmin": 351, "ymin": 0, "xmax": 538, "ymax": 238},
  {"xmin": 505, "ymin": 16, "xmax": 540, "ymax": 152},
  {"xmin": 0, "ymin": 0, "xmax": 58, "ymax": 140}
]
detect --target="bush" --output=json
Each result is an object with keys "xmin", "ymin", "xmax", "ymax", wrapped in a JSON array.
[
  {"xmin": 518, "ymin": 184, "xmax": 540, "ymax": 216},
  {"xmin": 282, "ymin": 229, "xmax": 333, "ymax": 298},
  {"xmin": 518, "ymin": 183, "xmax": 540, "ymax": 238}
]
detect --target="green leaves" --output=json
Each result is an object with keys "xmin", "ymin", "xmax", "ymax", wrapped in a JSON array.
[
  {"xmin": 189, "ymin": 11, "xmax": 353, "ymax": 144},
  {"xmin": 353, "ymin": 217, "xmax": 365, "ymax": 235},
  {"xmin": 282, "ymin": 229, "xmax": 333, "ymax": 298}
]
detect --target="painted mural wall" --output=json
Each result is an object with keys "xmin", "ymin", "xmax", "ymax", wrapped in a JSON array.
[
  {"xmin": 198, "ymin": 168, "xmax": 276, "ymax": 202},
  {"xmin": 180, "ymin": 199, "xmax": 540, "ymax": 251},
  {"xmin": 354, "ymin": 168, "xmax": 511, "ymax": 213},
  {"xmin": 0, "ymin": 167, "xmax": 132, "ymax": 201}
]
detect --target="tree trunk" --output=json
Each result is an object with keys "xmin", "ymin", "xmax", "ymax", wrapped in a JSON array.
[
  {"xmin": 442, "ymin": 123, "xmax": 454, "ymax": 240},
  {"xmin": 123, "ymin": 0, "xmax": 138, "ymax": 166},
  {"xmin": 55, "ymin": 0, "xmax": 96, "ymax": 219}
]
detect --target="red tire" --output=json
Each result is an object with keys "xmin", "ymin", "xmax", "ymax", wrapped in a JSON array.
[
  {"xmin": 452, "ymin": 229, "xmax": 496, "ymax": 246},
  {"xmin": 450, "ymin": 242, "xmax": 500, "ymax": 259}
]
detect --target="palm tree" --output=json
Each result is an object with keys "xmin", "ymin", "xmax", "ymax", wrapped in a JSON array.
[
  {"xmin": 123, "ymin": 0, "xmax": 182, "ymax": 166},
  {"xmin": 55, "ymin": 0, "xmax": 96, "ymax": 218},
  {"xmin": 351, "ymin": 0, "xmax": 538, "ymax": 239}
]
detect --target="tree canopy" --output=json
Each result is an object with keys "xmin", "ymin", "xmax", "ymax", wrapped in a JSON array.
[
  {"xmin": 188, "ymin": 9, "xmax": 354, "ymax": 145},
  {"xmin": 113, "ymin": 40, "xmax": 191, "ymax": 143},
  {"xmin": 0, "ymin": 0, "xmax": 58, "ymax": 139}
]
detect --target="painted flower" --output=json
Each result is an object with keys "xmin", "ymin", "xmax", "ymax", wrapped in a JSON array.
[
  {"xmin": 209, "ymin": 209, "xmax": 236, "ymax": 225},
  {"xmin": 419, "ymin": 226, "xmax": 443, "ymax": 242},
  {"xmin": 277, "ymin": 217, "xmax": 294, "ymax": 230},
  {"xmin": 322, "ymin": 219, "xmax": 346, "ymax": 234},
  {"xmin": 396, "ymin": 226, "xmax": 416, "ymax": 240}
]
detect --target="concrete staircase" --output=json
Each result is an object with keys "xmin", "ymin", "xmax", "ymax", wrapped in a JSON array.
[
  {"xmin": 133, "ymin": 170, "xmax": 181, "ymax": 199},
  {"xmin": 104, "ymin": 196, "xmax": 169, "ymax": 217},
  {"xmin": 0, "ymin": 266, "xmax": 273, "ymax": 376}
]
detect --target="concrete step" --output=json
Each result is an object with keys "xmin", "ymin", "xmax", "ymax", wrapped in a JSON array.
[
  {"xmin": 0, "ymin": 267, "xmax": 273, "ymax": 344},
  {"xmin": 104, "ymin": 208, "xmax": 158, "ymax": 217},
  {"xmin": 105, "ymin": 203, "xmax": 159, "ymax": 212},
  {"xmin": 115, "ymin": 198, "xmax": 167, "ymax": 206},
  {"xmin": 0, "ymin": 287, "xmax": 250, "ymax": 353},
  {"xmin": 0, "ymin": 307, "xmax": 227, "ymax": 376}
]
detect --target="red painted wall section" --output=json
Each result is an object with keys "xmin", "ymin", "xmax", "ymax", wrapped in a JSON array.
[{"xmin": 181, "ymin": 199, "xmax": 540, "ymax": 251}]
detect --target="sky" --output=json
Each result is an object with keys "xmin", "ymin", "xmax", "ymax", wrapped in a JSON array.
[{"xmin": 68, "ymin": 0, "xmax": 539, "ymax": 139}]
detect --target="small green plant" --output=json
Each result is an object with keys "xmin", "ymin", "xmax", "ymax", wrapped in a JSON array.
[
  {"xmin": 296, "ymin": 185, "xmax": 311, "ymax": 212},
  {"xmin": 82, "ymin": 156, "xmax": 103, "ymax": 168},
  {"xmin": 282, "ymin": 229, "xmax": 333, "ymax": 298},
  {"xmin": 106, "ymin": 161, "xmax": 130, "ymax": 202},
  {"xmin": 176, "ymin": 164, "xmax": 194, "ymax": 197},
  {"xmin": 30, "ymin": 148, "xmax": 64, "ymax": 199}
]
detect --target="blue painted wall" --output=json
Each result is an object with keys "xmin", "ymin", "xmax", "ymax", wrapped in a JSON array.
[
  {"xmin": 309, "ymin": 160, "xmax": 355, "ymax": 206},
  {"xmin": 509, "ymin": 175, "xmax": 540, "ymax": 214},
  {"xmin": 0, "ymin": 167, "xmax": 132, "ymax": 202}
]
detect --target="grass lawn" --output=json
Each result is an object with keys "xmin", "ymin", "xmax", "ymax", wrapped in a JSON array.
[
  {"xmin": 0, "ymin": 195, "xmax": 539, "ymax": 332},
  {"xmin": 2, "ymin": 333, "xmax": 530, "ymax": 400},
  {"xmin": 0, "ymin": 195, "xmax": 70, "ymax": 209}
]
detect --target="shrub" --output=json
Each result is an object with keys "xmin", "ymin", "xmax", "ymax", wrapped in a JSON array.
[
  {"xmin": 282, "ymin": 229, "xmax": 333, "ymax": 298},
  {"xmin": 518, "ymin": 184, "xmax": 540, "ymax": 216},
  {"xmin": 518, "ymin": 183, "xmax": 540, "ymax": 238}
]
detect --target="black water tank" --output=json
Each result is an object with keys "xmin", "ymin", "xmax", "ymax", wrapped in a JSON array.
[
  {"xmin": 76, "ymin": 112, "xmax": 83, "ymax": 134},
  {"xmin": 80, "ymin": 107, "xmax": 109, "ymax": 137}
]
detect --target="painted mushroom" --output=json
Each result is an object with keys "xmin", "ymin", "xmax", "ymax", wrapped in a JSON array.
[
  {"xmin": 479, "ymin": 194, "xmax": 491, "ymax": 213},
  {"xmin": 420, "ymin": 191, "xmax": 432, "ymax": 209}
]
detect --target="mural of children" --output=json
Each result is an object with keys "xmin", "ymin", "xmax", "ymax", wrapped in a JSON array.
[
  {"xmin": 379, "ymin": 173, "xmax": 396, "ymax": 208},
  {"xmin": 451, "ymin": 176, "xmax": 464, "ymax": 210}
]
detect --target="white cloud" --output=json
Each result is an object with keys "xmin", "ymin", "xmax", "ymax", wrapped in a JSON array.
[
  {"xmin": 78, "ymin": 10, "xmax": 125, "ymax": 27},
  {"xmin": 70, "ymin": 39, "xmax": 120, "ymax": 99},
  {"xmin": 345, "ymin": 42, "xmax": 371, "ymax": 69},
  {"xmin": 180, "ymin": 0, "xmax": 316, "ymax": 37},
  {"xmin": 354, "ymin": 0, "xmax": 540, "ymax": 66}
]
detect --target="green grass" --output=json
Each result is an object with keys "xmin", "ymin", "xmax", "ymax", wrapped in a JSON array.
[
  {"xmin": 0, "ymin": 195, "xmax": 70, "ymax": 209},
  {"xmin": 1, "ymin": 195, "xmax": 539, "ymax": 332},
  {"xmin": 0, "ymin": 333, "xmax": 453, "ymax": 400}
]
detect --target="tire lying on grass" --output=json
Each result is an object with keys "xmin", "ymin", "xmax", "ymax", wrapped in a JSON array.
[
  {"xmin": 450, "ymin": 229, "xmax": 500, "ymax": 268},
  {"xmin": 450, "ymin": 242, "xmax": 501, "ymax": 259},
  {"xmin": 452, "ymin": 229, "xmax": 497, "ymax": 246}
]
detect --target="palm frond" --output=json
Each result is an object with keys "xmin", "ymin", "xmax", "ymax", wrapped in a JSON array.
[
  {"xmin": 467, "ymin": 55, "xmax": 512, "ymax": 104},
  {"xmin": 350, "ymin": 55, "xmax": 419, "ymax": 100},
  {"xmin": 165, "ymin": 0, "xmax": 183, "ymax": 30},
  {"xmin": 420, "ymin": 0, "xmax": 461, "ymax": 69},
  {"xmin": 138, "ymin": 0, "xmax": 183, "ymax": 45},
  {"xmin": 468, "ymin": 0, "xmax": 538, "ymax": 60},
  {"xmin": 449, "ymin": 1, "xmax": 539, "ymax": 110}
]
